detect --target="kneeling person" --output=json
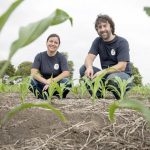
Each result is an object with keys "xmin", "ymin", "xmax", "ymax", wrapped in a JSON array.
[{"xmin": 29, "ymin": 34, "xmax": 71, "ymax": 99}]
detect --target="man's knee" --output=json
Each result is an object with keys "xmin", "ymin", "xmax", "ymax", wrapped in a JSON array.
[{"xmin": 79, "ymin": 65, "xmax": 86, "ymax": 77}]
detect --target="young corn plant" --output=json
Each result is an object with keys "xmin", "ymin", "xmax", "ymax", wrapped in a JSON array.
[
  {"xmin": 99, "ymin": 79, "xmax": 107, "ymax": 99},
  {"xmin": 0, "ymin": 102, "xmax": 66, "ymax": 128},
  {"xmin": 70, "ymin": 79, "xmax": 79, "ymax": 98},
  {"xmin": 106, "ymin": 76, "xmax": 134, "ymax": 100},
  {"xmin": 55, "ymin": 82, "xmax": 68, "ymax": 99},
  {"xmin": 71, "ymin": 85, "xmax": 79, "ymax": 98},
  {"xmin": 82, "ymin": 76, "xmax": 102, "ymax": 102},
  {"xmin": 78, "ymin": 79, "xmax": 88, "ymax": 98},
  {"xmin": 19, "ymin": 79, "xmax": 30, "ymax": 103},
  {"xmin": 47, "ymin": 81, "xmax": 58, "ymax": 102},
  {"xmin": 107, "ymin": 76, "xmax": 150, "ymax": 125},
  {"xmin": 83, "ymin": 69, "xmax": 109, "ymax": 102},
  {"xmin": 108, "ymin": 98, "xmax": 150, "ymax": 125}
]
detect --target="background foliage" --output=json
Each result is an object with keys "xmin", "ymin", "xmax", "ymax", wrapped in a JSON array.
[
  {"xmin": 15, "ymin": 61, "xmax": 32, "ymax": 77},
  {"xmin": 0, "ymin": 60, "xmax": 15, "ymax": 77},
  {"xmin": 131, "ymin": 63, "xmax": 142, "ymax": 86}
]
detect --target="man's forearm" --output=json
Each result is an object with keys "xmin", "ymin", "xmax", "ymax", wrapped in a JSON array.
[{"xmin": 84, "ymin": 56, "xmax": 93, "ymax": 68}]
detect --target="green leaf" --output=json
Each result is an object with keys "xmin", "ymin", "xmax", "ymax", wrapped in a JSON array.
[
  {"xmin": 9, "ymin": 8, "xmax": 72, "ymax": 59},
  {"xmin": 0, "ymin": 8, "xmax": 72, "ymax": 77},
  {"xmin": 0, "ymin": 0, "xmax": 23, "ymax": 32},
  {"xmin": 119, "ymin": 99, "xmax": 150, "ymax": 124},
  {"xmin": 144, "ymin": 7, "xmax": 150, "ymax": 16},
  {"xmin": 0, "ymin": 102, "xmax": 66, "ymax": 127},
  {"xmin": 108, "ymin": 101, "xmax": 119, "ymax": 121},
  {"xmin": 109, "ymin": 99, "xmax": 150, "ymax": 125}
]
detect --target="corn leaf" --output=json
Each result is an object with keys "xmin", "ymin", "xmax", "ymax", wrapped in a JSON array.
[
  {"xmin": 144, "ymin": 7, "xmax": 150, "ymax": 16},
  {"xmin": 119, "ymin": 99, "xmax": 150, "ymax": 124},
  {"xmin": 0, "ymin": 102, "xmax": 66, "ymax": 127},
  {"xmin": 109, "ymin": 99, "xmax": 150, "ymax": 125},
  {"xmin": 9, "ymin": 8, "xmax": 72, "ymax": 59},
  {"xmin": 0, "ymin": 0, "xmax": 23, "ymax": 32},
  {"xmin": 108, "ymin": 101, "xmax": 119, "ymax": 121}
]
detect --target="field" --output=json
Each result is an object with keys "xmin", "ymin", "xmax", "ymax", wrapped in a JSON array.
[{"xmin": 0, "ymin": 87, "xmax": 150, "ymax": 150}]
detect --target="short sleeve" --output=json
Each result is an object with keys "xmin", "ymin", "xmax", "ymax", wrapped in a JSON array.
[
  {"xmin": 88, "ymin": 37, "xmax": 100, "ymax": 56},
  {"xmin": 32, "ymin": 53, "xmax": 41, "ymax": 69},
  {"xmin": 60, "ymin": 55, "xmax": 69, "ymax": 71},
  {"xmin": 117, "ymin": 39, "xmax": 130, "ymax": 62}
]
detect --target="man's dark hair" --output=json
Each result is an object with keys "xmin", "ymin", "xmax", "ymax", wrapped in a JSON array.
[
  {"xmin": 47, "ymin": 33, "xmax": 61, "ymax": 45},
  {"xmin": 95, "ymin": 14, "xmax": 115, "ymax": 34}
]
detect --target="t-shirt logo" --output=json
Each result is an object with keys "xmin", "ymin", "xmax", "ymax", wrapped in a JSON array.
[
  {"xmin": 54, "ymin": 64, "xmax": 59, "ymax": 70},
  {"xmin": 111, "ymin": 49, "xmax": 116, "ymax": 56}
]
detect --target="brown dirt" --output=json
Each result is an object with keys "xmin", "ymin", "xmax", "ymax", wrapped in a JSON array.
[{"xmin": 0, "ymin": 93, "xmax": 150, "ymax": 150}]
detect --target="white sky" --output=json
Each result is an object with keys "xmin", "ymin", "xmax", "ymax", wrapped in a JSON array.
[{"xmin": 0, "ymin": 0, "xmax": 150, "ymax": 84}]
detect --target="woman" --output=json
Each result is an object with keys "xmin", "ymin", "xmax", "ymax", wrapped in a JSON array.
[{"xmin": 29, "ymin": 34, "xmax": 71, "ymax": 99}]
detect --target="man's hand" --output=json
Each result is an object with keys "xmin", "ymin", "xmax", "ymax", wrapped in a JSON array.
[{"xmin": 85, "ymin": 66, "xmax": 94, "ymax": 79}]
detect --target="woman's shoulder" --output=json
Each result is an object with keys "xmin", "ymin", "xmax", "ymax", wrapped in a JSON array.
[
  {"xmin": 36, "ymin": 51, "xmax": 47, "ymax": 57},
  {"xmin": 57, "ymin": 52, "xmax": 66, "ymax": 58}
]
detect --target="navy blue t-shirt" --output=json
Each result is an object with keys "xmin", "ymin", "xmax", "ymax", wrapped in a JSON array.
[
  {"xmin": 89, "ymin": 36, "xmax": 131, "ymax": 75},
  {"xmin": 32, "ymin": 51, "xmax": 69, "ymax": 79}
]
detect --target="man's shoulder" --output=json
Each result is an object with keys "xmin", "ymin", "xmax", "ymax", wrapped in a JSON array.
[
  {"xmin": 116, "ymin": 36, "xmax": 128, "ymax": 43},
  {"xmin": 92, "ymin": 37, "xmax": 103, "ymax": 44}
]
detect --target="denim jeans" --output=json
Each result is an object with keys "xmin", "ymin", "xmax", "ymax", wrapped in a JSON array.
[
  {"xmin": 29, "ymin": 78, "xmax": 71, "ymax": 100},
  {"xmin": 79, "ymin": 65, "xmax": 132, "ymax": 99}
]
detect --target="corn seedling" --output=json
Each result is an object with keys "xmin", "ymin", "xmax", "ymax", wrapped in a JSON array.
[
  {"xmin": 55, "ymin": 82, "xmax": 67, "ymax": 99},
  {"xmin": 19, "ymin": 81, "xmax": 29, "ymax": 103},
  {"xmin": 82, "ymin": 76, "xmax": 101, "ymax": 102},
  {"xmin": 69, "ymin": 79, "xmax": 79, "ymax": 97},
  {"xmin": 0, "ymin": 102, "xmax": 66, "ymax": 127},
  {"xmin": 79, "ymin": 80, "xmax": 88, "ymax": 98},
  {"xmin": 83, "ymin": 70, "xmax": 108, "ymax": 102},
  {"xmin": 71, "ymin": 85, "xmax": 79, "ymax": 98},
  {"xmin": 99, "ymin": 79, "xmax": 107, "ymax": 98},
  {"xmin": 47, "ymin": 81, "xmax": 57, "ymax": 102},
  {"xmin": 106, "ymin": 76, "xmax": 133, "ymax": 100},
  {"xmin": 108, "ymin": 98, "xmax": 150, "ymax": 126}
]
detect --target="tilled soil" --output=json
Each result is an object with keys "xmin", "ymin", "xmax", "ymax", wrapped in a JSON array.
[{"xmin": 0, "ymin": 93, "xmax": 150, "ymax": 150}]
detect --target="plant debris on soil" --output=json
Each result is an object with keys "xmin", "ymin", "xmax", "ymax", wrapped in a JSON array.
[{"xmin": 0, "ymin": 93, "xmax": 150, "ymax": 150}]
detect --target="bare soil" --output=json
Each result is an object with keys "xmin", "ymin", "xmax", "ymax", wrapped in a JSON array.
[{"xmin": 0, "ymin": 93, "xmax": 150, "ymax": 150}]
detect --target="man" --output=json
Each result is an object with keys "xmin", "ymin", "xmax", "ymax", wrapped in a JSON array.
[{"xmin": 80, "ymin": 14, "xmax": 132, "ymax": 99}]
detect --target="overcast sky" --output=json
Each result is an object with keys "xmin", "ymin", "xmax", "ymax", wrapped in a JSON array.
[{"xmin": 0, "ymin": 0, "xmax": 150, "ymax": 84}]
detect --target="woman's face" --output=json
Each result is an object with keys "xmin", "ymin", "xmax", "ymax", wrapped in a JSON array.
[{"xmin": 46, "ymin": 36, "xmax": 60, "ymax": 53}]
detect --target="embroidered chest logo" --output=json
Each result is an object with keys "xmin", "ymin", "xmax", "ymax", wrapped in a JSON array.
[
  {"xmin": 111, "ymin": 49, "xmax": 116, "ymax": 56},
  {"xmin": 54, "ymin": 64, "xmax": 59, "ymax": 70}
]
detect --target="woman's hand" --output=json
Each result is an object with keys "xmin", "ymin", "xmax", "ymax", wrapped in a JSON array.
[
  {"xmin": 43, "ymin": 84, "xmax": 49, "ymax": 91},
  {"xmin": 47, "ymin": 78, "xmax": 54, "ymax": 84}
]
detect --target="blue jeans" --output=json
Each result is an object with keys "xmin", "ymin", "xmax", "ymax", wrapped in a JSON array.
[
  {"xmin": 79, "ymin": 65, "xmax": 132, "ymax": 99},
  {"xmin": 29, "ymin": 78, "xmax": 71, "ymax": 100}
]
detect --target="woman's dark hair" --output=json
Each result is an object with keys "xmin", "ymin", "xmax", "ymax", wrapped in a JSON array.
[
  {"xmin": 47, "ymin": 34, "xmax": 61, "ymax": 45},
  {"xmin": 95, "ymin": 14, "xmax": 115, "ymax": 34}
]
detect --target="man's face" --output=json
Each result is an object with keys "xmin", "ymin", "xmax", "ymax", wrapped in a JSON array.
[{"xmin": 96, "ymin": 21, "xmax": 113, "ymax": 41}]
